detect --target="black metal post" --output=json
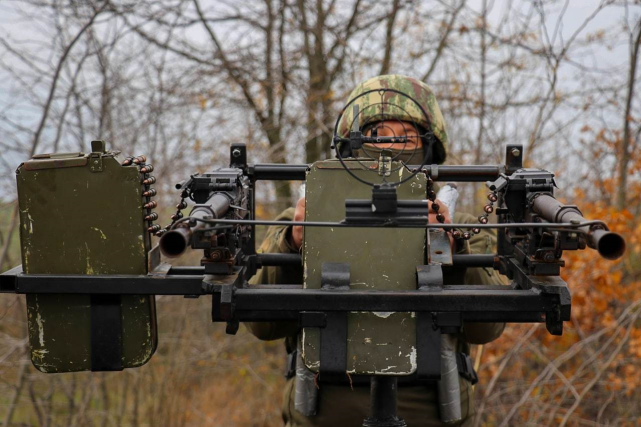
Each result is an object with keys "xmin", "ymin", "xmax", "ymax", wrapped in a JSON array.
[{"xmin": 363, "ymin": 376, "xmax": 406, "ymax": 427}]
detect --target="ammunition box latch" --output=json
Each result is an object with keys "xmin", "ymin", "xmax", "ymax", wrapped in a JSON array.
[{"xmin": 89, "ymin": 140, "xmax": 105, "ymax": 172}]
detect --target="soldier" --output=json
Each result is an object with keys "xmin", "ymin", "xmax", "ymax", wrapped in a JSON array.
[{"xmin": 247, "ymin": 74, "xmax": 505, "ymax": 426}]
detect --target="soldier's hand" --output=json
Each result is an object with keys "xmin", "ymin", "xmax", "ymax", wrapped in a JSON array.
[{"xmin": 290, "ymin": 197, "xmax": 305, "ymax": 250}]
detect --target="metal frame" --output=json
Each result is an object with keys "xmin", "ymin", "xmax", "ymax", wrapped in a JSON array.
[{"xmin": 0, "ymin": 144, "xmax": 594, "ymax": 427}]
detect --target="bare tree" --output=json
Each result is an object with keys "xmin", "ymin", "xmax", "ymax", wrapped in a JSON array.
[{"xmin": 616, "ymin": 18, "xmax": 641, "ymax": 209}]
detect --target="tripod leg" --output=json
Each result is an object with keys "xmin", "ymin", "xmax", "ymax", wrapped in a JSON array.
[{"xmin": 362, "ymin": 376, "xmax": 407, "ymax": 427}]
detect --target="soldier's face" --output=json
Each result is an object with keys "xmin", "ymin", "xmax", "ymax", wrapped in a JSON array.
[{"xmin": 364, "ymin": 121, "xmax": 423, "ymax": 150}]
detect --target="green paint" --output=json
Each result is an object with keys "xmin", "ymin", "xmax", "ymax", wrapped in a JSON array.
[
  {"xmin": 302, "ymin": 160, "xmax": 426, "ymax": 375},
  {"xmin": 17, "ymin": 147, "xmax": 158, "ymax": 373}
]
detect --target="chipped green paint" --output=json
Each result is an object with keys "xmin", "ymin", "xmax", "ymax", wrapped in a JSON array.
[
  {"xmin": 17, "ymin": 148, "xmax": 158, "ymax": 373},
  {"xmin": 91, "ymin": 227, "xmax": 107, "ymax": 240}
]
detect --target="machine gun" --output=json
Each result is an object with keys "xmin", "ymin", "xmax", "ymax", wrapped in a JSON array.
[
  {"xmin": 158, "ymin": 167, "xmax": 252, "ymax": 275},
  {"xmin": 0, "ymin": 90, "xmax": 626, "ymax": 426}
]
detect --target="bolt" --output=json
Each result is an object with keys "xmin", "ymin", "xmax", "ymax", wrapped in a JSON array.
[
  {"xmin": 232, "ymin": 148, "xmax": 242, "ymax": 158},
  {"xmin": 543, "ymin": 251, "xmax": 556, "ymax": 262},
  {"xmin": 511, "ymin": 148, "xmax": 521, "ymax": 157}
]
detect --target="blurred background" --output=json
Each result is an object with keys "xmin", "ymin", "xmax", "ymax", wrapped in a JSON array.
[{"xmin": 0, "ymin": 0, "xmax": 640, "ymax": 425}]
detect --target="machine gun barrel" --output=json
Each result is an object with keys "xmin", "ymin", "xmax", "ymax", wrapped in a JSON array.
[
  {"xmin": 159, "ymin": 194, "xmax": 232, "ymax": 258},
  {"xmin": 531, "ymin": 194, "xmax": 626, "ymax": 260}
]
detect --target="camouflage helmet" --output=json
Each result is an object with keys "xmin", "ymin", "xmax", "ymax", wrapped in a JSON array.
[{"xmin": 337, "ymin": 74, "xmax": 448, "ymax": 164}]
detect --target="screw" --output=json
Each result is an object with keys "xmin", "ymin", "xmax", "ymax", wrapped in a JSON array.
[
  {"xmin": 232, "ymin": 148, "xmax": 242, "ymax": 158},
  {"xmin": 511, "ymin": 148, "xmax": 521, "ymax": 157}
]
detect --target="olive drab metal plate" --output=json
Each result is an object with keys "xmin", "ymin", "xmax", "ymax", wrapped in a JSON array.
[
  {"xmin": 302, "ymin": 159, "xmax": 427, "ymax": 375},
  {"xmin": 16, "ymin": 144, "xmax": 157, "ymax": 372}
]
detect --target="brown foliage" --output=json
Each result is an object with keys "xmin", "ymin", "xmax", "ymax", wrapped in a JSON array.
[{"xmin": 474, "ymin": 153, "xmax": 641, "ymax": 426}]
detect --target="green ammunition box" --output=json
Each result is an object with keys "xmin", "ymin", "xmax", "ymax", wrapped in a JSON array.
[
  {"xmin": 16, "ymin": 141, "xmax": 157, "ymax": 372},
  {"xmin": 302, "ymin": 159, "xmax": 426, "ymax": 375}
]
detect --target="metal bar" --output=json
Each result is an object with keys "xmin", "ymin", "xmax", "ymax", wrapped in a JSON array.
[
  {"xmin": 365, "ymin": 376, "xmax": 405, "ymax": 427},
  {"xmin": 451, "ymin": 254, "xmax": 495, "ymax": 267},
  {"xmin": 231, "ymin": 288, "xmax": 559, "ymax": 312},
  {"xmin": 260, "ymin": 254, "xmax": 494, "ymax": 268},
  {"xmin": 197, "ymin": 218, "xmax": 606, "ymax": 230},
  {"xmin": 7, "ymin": 273, "xmax": 561, "ymax": 317},
  {"xmin": 0, "ymin": 265, "xmax": 21, "ymax": 292},
  {"xmin": 170, "ymin": 255, "xmax": 493, "ymax": 271},
  {"xmin": 168, "ymin": 254, "xmax": 301, "ymax": 276},
  {"xmin": 168, "ymin": 266, "xmax": 205, "ymax": 275},
  {"xmin": 14, "ymin": 274, "xmax": 207, "ymax": 295},
  {"xmin": 408, "ymin": 165, "xmax": 503, "ymax": 182},
  {"xmin": 230, "ymin": 310, "xmax": 547, "ymax": 324},
  {"xmin": 251, "ymin": 164, "xmax": 308, "ymax": 181},
  {"xmin": 250, "ymin": 163, "xmax": 505, "ymax": 182},
  {"xmin": 90, "ymin": 295, "xmax": 123, "ymax": 371},
  {"xmin": 258, "ymin": 253, "xmax": 302, "ymax": 266}
]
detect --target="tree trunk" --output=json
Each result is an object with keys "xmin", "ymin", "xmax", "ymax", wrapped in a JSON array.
[{"xmin": 616, "ymin": 20, "xmax": 641, "ymax": 210}]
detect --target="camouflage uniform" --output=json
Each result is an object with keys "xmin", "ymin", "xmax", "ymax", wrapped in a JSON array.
[{"xmin": 247, "ymin": 75, "xmax": 506, "ymax": 426}]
